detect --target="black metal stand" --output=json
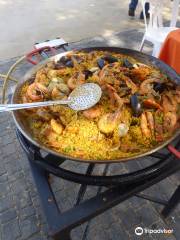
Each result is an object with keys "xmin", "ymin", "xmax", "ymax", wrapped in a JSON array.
[{"xmin": 16, "ymin": 130, "xmax": 180, "ymax": 240}]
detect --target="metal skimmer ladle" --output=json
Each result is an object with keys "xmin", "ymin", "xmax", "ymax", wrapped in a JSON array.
[{"xmin": 0, "ymin": 83, "xmax": 102, "ymax": 112}]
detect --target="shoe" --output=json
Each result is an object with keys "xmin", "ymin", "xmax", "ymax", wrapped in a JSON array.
[
  {"xmin": 128, "ymin": 8, "xmax": 135, "ymax": 17},
  {"xmin": 140, "ymin": 11, "xmax": 150, "ymax": 19}
]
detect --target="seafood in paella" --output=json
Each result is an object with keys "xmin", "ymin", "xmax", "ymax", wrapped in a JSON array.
[{"xmin": 19, "ymin": 50, "xmax": 180, "ymax": 160}]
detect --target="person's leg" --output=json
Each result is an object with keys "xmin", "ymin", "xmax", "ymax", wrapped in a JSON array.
[
  {"xmin": 129, "ymin": 0, "xmax": 138, "ymax": 10},
  {"xmin": 129, "ymin": 0, "xmax": 138, "ymax": 16},
  {"xmin": 145, "ymin": 2, "xmax": 149, "ymax": 13},
  {"xmin": 140, "ymin": 2, "xmax": 150, "ymax": 19}
]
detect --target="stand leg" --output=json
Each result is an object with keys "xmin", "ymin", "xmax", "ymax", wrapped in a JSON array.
[
  {"xmin": 54, "ymin": 231, "xmax": 71, "ymax": 240},
  {"xmin": 139, "ymin": 35, "xmax": 145, "ymax": 51},
  {"xmin": 161, "ymin": 185, "xmax": 180, "ymax": 218}
]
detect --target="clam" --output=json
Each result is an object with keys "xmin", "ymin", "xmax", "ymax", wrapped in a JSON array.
[
  {"xmin": 89, "ymin": 67, "xmax": 99, "ymax": 73},
  {"xmin": 118, "ymin": 123, "xmax": 129, "ymax": 137}
]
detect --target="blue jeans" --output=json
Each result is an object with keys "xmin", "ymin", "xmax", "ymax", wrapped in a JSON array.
[
  {"xmin": 129, "ymin": 0, "xmax": 149, "ymax": 12},
  {"xmin": 129, "ymin": 0, "xmax": 138, "ymax": 10}
]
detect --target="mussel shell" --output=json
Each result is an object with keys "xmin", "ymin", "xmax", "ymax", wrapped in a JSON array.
[
  {"xmin": 58, "ymin": 56, "xmax": 69, "ymax": 64},
  {"xmin": 123, "ymin": 59, "xmax": 133, "ymax": 69},
  {"xmin": 97, "ymin": 58, "xmax": 105, "ymax": 69},
  {"xmin": 130, "ymin": 94, "xmax": 142, "ymax": 117},
  {"xmin": 65, "ymin": 60, "xmax": 74, "ymax": 68},
  {"xmin": 54, "ymin": 63, "xmax": 64, "ymax": 70},
  {"xmin": 153, "ymin": 83, "xmax": 166, "ymax": 93},
  {"xmin": 103, "ymin": 55, "xmax": 118, "ymax": 63},
  {"xmin": 57, "ymin": 56, "xmax": 74, "ymax": 68},
  {"xmin": 73, "ymin": 55, "xmax": 83, "ymax": 64},
  {"xmin": 83, "ymin": 70, "xmax": 93, "ymax": 80}
]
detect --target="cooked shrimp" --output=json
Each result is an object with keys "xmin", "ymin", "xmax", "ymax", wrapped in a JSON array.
[
  {"xmin": 99, "ymin": 64, "xmax": 111, "ymax": 83},
  {"xmin": 47, "ymin": 69, "xmax": 66, "ymax": 79},
  {"xmin": 71, "ymin": 56, "xmax": 81, "ymax": 70},
  {"xmin": 36, "ymin": 109, "xmax": 52, "ymax": 121},
  {"xmin": 122, "ymin": 75, "xmax": 138, "ymax": 94},
  {"xmin": 51, "ymin": 87, "xmax": 66, "ymax": 100},
  {"xmin": 165, "ymin": 93, "xmax": 178, "ymax": 112},
  {"xmin": 51, "ymin": 83, "xmax": 70, "ymax": 100},
  {"xmin": 99, "ymin": 63, "xmax": 119, "ymax": 84},
  {"xmin": 50, "ymin": 119, "xmax": 63, "ymax": 134},
  {"xmin": 163, "ymin": 112, "xmax": 177, "ymax": 133},
  {"xmin": 98, "ymin": 110, "xmax": 121, "ymax": 134},
  {"xmin": 46, "ymin": 131, "xmax": 60, "ymax": 148},
  {"xmin": 83, "ymin": 105, "xmax": 103, "ymax": 119},
  {"xmin": 154, "ymin": 110, "xmax": 164, "ymax": 142},
  {"xmin": 67, "ymin": 72, "xmax": 85, "ymax": 90},
  {"xmin": 140, "ymin": 78, "xmax": 163, "ymax": 95},
  {"xmin": 140, "ymin": 113, "xmax": 151, "ymax": 138},
  {"xmin": 162, "ymin": 93, "xmax": 178, "ymax": 113},
  {"xmin": 130, "ymin": 67, "xmax": 151, "ymax": 81},
  {"xmin": 22, "ymin": 94, "xmax": 29, "ymax": 103},
  {"xmin": 174, "ymin": 87, "xmax": 180, "ymax": 103},
  {"xmin": 143, "ymin": 99, "xmax": 163, "ymax": 110},
  {"xmin": 27, "ymin": 83, "xmax": 49, "ymax": 101},
  {"xmin": 146, "ymin": 111, "xmax": 154, "ymax": 136},
  {"xmin": 35, "ymin": 68, "xmax": 49, "ymax": 85},
  {"xmin": 104, "ymin": 84, "xmax": 124, "ymax": 108},
  {"xmin": 48, "ymin": 77, "xmax": 65, "ymax": 91},
  {"xmin": 162, "ymin": 95, "xmax": 172, "ymax": 113}
]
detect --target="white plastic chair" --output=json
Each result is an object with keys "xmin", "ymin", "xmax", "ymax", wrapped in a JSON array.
[{"xmin": 140, "ymin": 0, "xmax": 180, "ymax": 57}]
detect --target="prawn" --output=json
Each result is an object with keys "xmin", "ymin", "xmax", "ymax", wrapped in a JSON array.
[
  {"xmin": 146, "ymin": 111, "xmax": 154, "ymax": 136},
  {"xmin": 27, "ymin": 83, "xmax": 49, "ymax": 101},
  {"xmin": 50, "ymin": 119, "xmax": 63, "ymax": 135},
  {"xmin": 122, "ymin": 75, "xmax": 138, "ymax": 94},
  {"xmin": 83, "ymin": 105, "xmax": 103, "ymax": 119},
  {"xmin": 140, "ymin": 113, "xmax": 151, "ymax": 138},
  {"xmin": 104, "ymin": 84, "xmax": 124, "ymax": 109},
  {"xmin": 47, "ymin": 69, "xmax": 66, "ymax": 79},
  {"xmin": 154, "ymin": 110, "xmax": 164, "ymax": 142},
  {"xmin": 140, "ymin": 78, "xmax": 164, "ymax": 95},
  {"xmin": 36, "ymin": 109, "xmax": 52, "ymax": 121},
  {"xmin": 162, "ymin": 94, "xmax": 178, "ymax": 113},
  {"xmin": 143, "ymin": 99, "xmax": 163, "ymax": 110},
  {"xmin": 67, "ymin": 72, "xmax": 85, "ymax": 90},
  {"xmin": 35, "ymin": 68, "xmax": 49, "ymax": 85},
  {"xmin": 51, "ymin": 83, "xmax": 70, "ymax": 100},
  {"xmin": 98, "ymin": 109, "xmax": 122, "ymax": 134},
  {"xmin": 163, "ymin": 112, "xmax": 177, "ymax": 133},
  {"xmin": 174, "ymin": 87, "xmax": 180, "ymax": 103}
]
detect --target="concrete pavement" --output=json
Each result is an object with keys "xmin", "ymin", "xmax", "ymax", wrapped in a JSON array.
[{"xmin": 0, "ymin": 0, "xmax": 179, "ymax": 60}]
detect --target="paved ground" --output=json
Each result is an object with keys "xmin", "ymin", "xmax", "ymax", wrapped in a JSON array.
[
  {"xmin": 0, "ymin": 29, "xmax": 180, "ymax": 240},
  {"xmin": 0, "ymin": 0, "xmax": 179, "ymax": 60}
]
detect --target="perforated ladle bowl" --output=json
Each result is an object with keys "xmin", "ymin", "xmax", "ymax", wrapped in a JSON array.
[{"xmin": 0, "ymin": 83, "xmax": 102, "ymax": 112}]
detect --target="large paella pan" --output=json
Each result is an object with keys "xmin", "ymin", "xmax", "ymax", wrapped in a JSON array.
[{"xmin": 12, "ymin": 47, "xmax": 180, "ymax": 163}]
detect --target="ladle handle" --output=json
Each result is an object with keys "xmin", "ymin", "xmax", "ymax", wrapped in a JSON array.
[{"xmin": 0, "ymin": 99, "xmax": 71, "ymax": 112}]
